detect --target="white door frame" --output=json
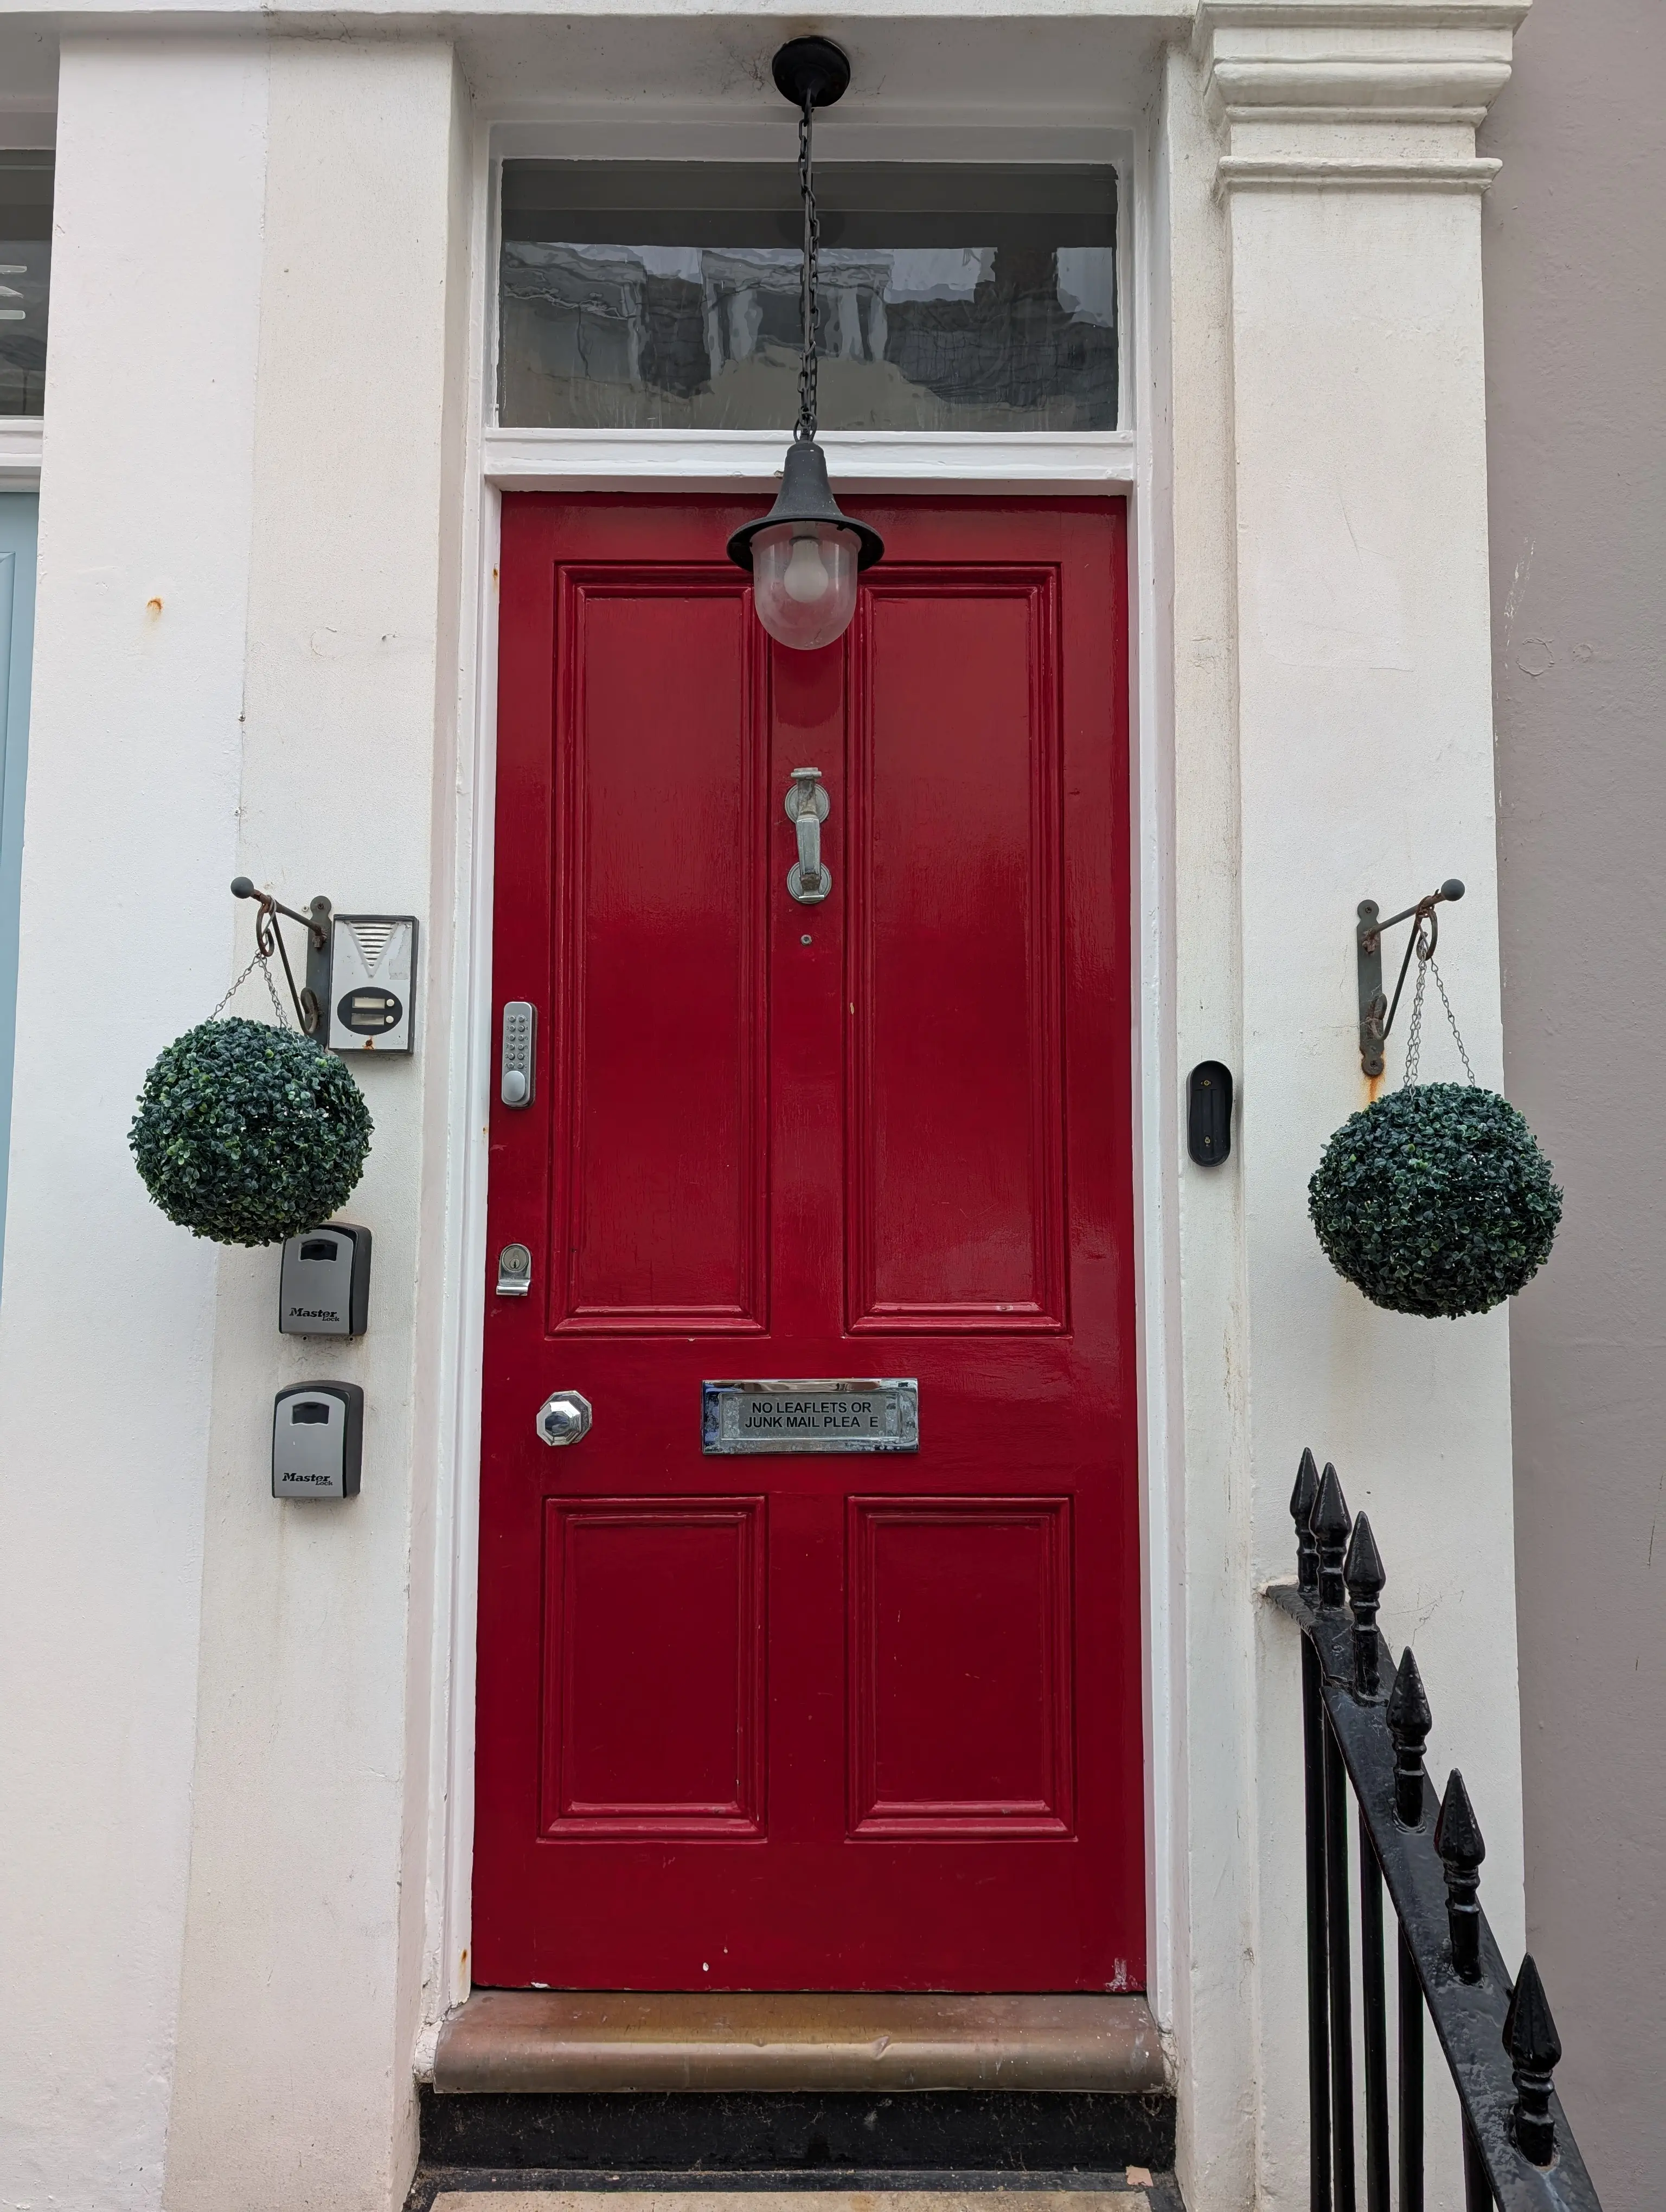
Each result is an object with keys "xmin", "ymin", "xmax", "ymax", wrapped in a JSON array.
[{"xmin": 415, "ymin": 95, "xmax": 1183, "ymax": 2064}]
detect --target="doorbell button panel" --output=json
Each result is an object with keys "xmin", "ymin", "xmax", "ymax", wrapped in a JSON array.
[
  {"xmin": 328, "ymin": 914, "xmax": 417, "ymax": 1054},
  {"xmin": 501, "ymin": 1001, "xmax": 536, "ymax": 1107},
  {"xmin": 496, "ymin": 1242, "xmax": 533, "ymax": 1297},
  {"xmin": 1187, "ymin": 1059, "xmax": 1234, "ymax": 1166},
  {"xmin": 273, "ymin": 1383, "xmax": 364, "ymax": 1499},
  {"xmin": 536, "ymin": 1391, "xmax": 592, "ymax": 1447},
  {"xmin": 279, "ymin": 1223, "xmax": 372, "ymax": 1337}
]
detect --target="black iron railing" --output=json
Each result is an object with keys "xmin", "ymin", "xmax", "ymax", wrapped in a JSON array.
[{"xmin": 1274, "ymin": 1450, "xmax": 1602, "ymax": 2212}]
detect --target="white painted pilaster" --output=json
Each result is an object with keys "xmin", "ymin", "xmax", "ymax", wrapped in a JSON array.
[
  {"xmin": 1176, "ymin": 4, "xmax": 1529, "ymax": 2204},
  {"xmin": 159, "ymin": 42, "xmax": 473, "ymax": 2212},
  {"xmin": 0, "ymin": 41, "xmax": 270, "ymax": 2212}
]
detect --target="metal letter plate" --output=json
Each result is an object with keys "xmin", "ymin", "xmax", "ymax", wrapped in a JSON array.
[{"xmin": 702, "ymin": 1379, "xmax": 919, "ymax": 1455}]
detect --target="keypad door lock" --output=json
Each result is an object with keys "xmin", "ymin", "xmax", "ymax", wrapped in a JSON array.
[
  {"xmin": 536, "ymin": 1391, "xmax": 592, "ymax": 1447},
  {"xmin": 501, "ymin": 1001, "xmax": 536, "ymax": 1107}
]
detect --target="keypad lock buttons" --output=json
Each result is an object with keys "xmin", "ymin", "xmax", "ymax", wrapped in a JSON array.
[{"xmin": 501, "ymin": 1001, "xmax": 536, "ymax": 1107}]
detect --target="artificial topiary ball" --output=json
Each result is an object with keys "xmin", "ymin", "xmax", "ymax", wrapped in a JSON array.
[
  {"xmin": 130, "ymin": 1017, "xmax": 373, "ymax": 1247},
  {"xmin": 1309, "ymin": 1082, "xmax": 1561, "ymax": 1319}
]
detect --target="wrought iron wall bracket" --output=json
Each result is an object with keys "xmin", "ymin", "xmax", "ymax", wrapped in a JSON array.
[
  {"xmin": 1357, "ymin": 878, "xmax": 1465, "ymax": 1077},
  {"xmin": 232, "ymin": 875, "xmax": 334, "ymax": 1036}
]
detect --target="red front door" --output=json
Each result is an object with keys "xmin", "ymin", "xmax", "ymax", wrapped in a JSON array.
[{"xmin": 475, "ymin": 494, "xmax": 1142, "ymax": 1991}]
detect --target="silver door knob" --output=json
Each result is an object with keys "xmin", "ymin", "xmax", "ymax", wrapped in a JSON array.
[{"xmin": 536, "ymin": 1391, "xmax": 592, "ymax": 1447}]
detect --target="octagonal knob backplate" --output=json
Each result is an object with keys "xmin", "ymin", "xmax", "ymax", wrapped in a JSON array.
[{"xmin": 536, "ymin": 1390, "xmax": 593, "ymax": 1448}]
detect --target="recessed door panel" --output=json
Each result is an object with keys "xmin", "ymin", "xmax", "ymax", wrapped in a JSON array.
[
  {"xmin": 848, "ymin": 574, "xmax": 1065, "ymax": 1333},
  {"xmin": 542, "ymin": 1497, "xmax": 766, "ymax": 1836},
  {"xmin": 848, "ymin": 1496, "xmax": 1074, "ymax": 1836},
  {"xmin": 478, "ymin": 496, "xmax": 1138, "ymax": 1992},
  {"xmin": 552, "ymin": 575, "xmax": 767, "ymax": 1332}
]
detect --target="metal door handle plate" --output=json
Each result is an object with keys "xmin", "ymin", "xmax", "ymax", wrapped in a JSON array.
[{"xmin": 785, "ymin": 767, "xmax": 831, "ymax": 904}]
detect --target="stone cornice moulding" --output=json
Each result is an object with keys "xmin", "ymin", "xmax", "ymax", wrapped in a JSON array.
[
  {"xmin": 1195, "ymin": 0, "xmax": 1529, "ymax": 194},
  {"xmin": 1195, "ymin": 0, "xmax": 1530, "ymax": 28},
  {"xmin": 1218, "ymin": 154, "xmax": 1501, "ymax": 188}
]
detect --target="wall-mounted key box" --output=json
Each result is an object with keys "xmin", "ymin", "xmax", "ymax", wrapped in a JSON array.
[
  {"xmin": 272, "ymin": 1383, "xmax": 363, "ymax": 1500},
  {"xmin": 328, "ymin": 914, "xmax": 417, "ymax": 1054},
  {"xmin": 279, "ymin": 1223, "xmax": 371, "ymax": 1338}
]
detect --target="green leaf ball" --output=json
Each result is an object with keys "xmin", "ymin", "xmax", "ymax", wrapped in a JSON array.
[
  {"xmin": 1309, "ymin": 1083, "xmax": 1562, "ymax": 1319},
  {"xmin": 129, "ymin": 1017, "xmax": 373, "ymax": 1248}
]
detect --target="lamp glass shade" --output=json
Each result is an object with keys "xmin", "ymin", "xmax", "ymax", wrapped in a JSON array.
[{"xmin": 749, "ymin": 520, "xmax": 861, "ymax": 650}]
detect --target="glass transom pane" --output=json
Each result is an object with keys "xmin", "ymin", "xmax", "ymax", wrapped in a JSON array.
[
  {"xmin": 0, "ymin": 153, "xmax": 52, "ymax": 419},
  {"xmin": 499, "ymin": 161, "xmax": 1118, "ymax": 434}
]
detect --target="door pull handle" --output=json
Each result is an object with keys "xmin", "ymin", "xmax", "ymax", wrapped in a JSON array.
[{"xmin": 784, "ymin": 767, "xmax": 831, "ymax": 905}]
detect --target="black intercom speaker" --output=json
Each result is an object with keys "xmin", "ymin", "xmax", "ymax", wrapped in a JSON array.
[{"xmin": 1188, "ymin": 1060, "xmax": 1234, "ymax": 1166}]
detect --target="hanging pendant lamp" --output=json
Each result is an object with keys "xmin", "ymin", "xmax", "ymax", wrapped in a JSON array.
[{"xmin": 726, "ymin": 37, "xmax": 884, "ymax": 650}]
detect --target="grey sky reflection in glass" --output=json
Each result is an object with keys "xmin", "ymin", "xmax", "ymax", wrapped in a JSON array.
[{"xmin": 498, "ymin": 160, "xmax": 1118, "ymax": 435}]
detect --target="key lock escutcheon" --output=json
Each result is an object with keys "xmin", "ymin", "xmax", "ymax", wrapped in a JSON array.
[{"xmin": 785, "ymin": 768, "xmax": 831, "ymax": 905}]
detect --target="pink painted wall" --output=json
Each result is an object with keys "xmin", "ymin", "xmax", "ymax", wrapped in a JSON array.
[{"xmin": 1484, "ymin": 7, "xmax": 1666, "ymax": 2204}]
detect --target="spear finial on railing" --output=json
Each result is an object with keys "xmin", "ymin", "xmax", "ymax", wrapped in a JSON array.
[
  {"xmin": 1386, "ymin": 1648, "xmax": 1433, "ymax": 1828},
  {"xmin": 1504, "ymin": 1954, "xmax": 1563, "ymax": 2167},
  {"xmin": 1344, "ymin": 1512, "xmax": 1386, "ymax": 1697},
  {"xmin": 1435, "ymin": 1769, "xmax": 1486, "ymax": 1983},
  {"xmin": 1313, "ymin": 1462, "xmax": 1352, "ymax": 1611},
  {"xmin": 1291, "ymin": 1448, "xmax": 1321, "ymax": 1594}
]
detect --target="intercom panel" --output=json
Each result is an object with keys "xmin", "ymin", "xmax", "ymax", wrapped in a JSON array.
[
  {"xmin": 279, "ymin": 1223, "xmax": 372, "ymax": 1338},
  {"xmin": 329, "ymin": 914, "xmax": 417, "ymax": 1054},
  {"xmin": 1187, "ymin": 1059, "xmax": 1234, "ymax": 1166},
  {"xmin": 272, "ymin": 1383, "xmax": 364, "ymax": 1500}
]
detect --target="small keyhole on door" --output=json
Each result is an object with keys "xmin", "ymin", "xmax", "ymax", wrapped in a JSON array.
[{"xmin": 801, "ymin": 934, "xmax": 812, "ymax": 945}]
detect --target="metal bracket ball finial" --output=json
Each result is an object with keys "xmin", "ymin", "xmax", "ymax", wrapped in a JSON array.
[{"xmin": 771, "ymin": 36, "xmax": 851, "ymax": 112}]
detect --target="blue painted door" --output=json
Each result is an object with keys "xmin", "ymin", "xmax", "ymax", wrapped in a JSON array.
[{"xmin": 0, "ymin": 492, "xmax": 37, "ymax": 1286}]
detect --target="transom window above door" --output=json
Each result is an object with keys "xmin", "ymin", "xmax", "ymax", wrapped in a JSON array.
[{"xmin": 498, "ymin": 160, "xmax": 1118, "ymax": 434}]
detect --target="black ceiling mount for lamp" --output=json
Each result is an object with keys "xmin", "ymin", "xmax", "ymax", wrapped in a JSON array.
[{"xmin": 726, "ymin": 36, "xmax": 885, "ymax": 650}]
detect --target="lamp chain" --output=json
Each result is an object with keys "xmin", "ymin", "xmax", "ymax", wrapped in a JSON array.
[{"xmin": 796, "ymin": 97, "xmax": 820, "ymax": 442}]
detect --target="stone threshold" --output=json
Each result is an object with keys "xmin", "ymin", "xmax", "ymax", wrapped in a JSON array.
[
  {"xmin": 432, "ymin": 1992, "xmax": 1166, "ymax": 2095},
  {"xmin": 428, "ymin": 2194, "xmax": 1156, "ymax": 2210}
]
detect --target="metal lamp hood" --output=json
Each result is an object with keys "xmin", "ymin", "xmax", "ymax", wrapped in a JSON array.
[{"xmin": 726, "ymin": 440, "xmax": 883, "ymax": 574}]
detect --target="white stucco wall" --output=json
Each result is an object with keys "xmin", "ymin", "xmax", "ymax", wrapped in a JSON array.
[
  {"xmin": 0, "ymin": 8, "xmax": 1536, "ymax": 2211},
  {"xmin": 1172, "ymin": 12, "xmax": 1529, "ymax": 2206},
  {"xmin": 0, "ymin": 39, "xmax": 270, "ymax": 2210},
  {"xmin": 161, "ymin": 42, "xmax": 472, "ymax": 2212}
]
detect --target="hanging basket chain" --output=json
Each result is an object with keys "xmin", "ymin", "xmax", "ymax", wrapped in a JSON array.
[
  {"xmin": 207, "ymin": 907, "xmax": 297, "ymax": 1032},
  {"xmin": 1402, "ymin": 921, "xmax": 1475, "ymax": 1087},
  {"xmin": 796, "ymin": 96, "xmax": 820, "ymax": 443}
]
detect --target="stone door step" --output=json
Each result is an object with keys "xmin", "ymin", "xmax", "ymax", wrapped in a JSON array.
[
  {"xmin": 430, "ymin": 2195, "xmax": 1153, "ymax": 2211},
  {"xmin": 433, "ymin": 1994, "xmax": 1166, "ymax": 2095}
]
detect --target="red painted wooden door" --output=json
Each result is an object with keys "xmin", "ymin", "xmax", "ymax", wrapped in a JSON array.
[{"xmin": 475, "ymin": 496, "xmax": 1141, "ymax": 1991}]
